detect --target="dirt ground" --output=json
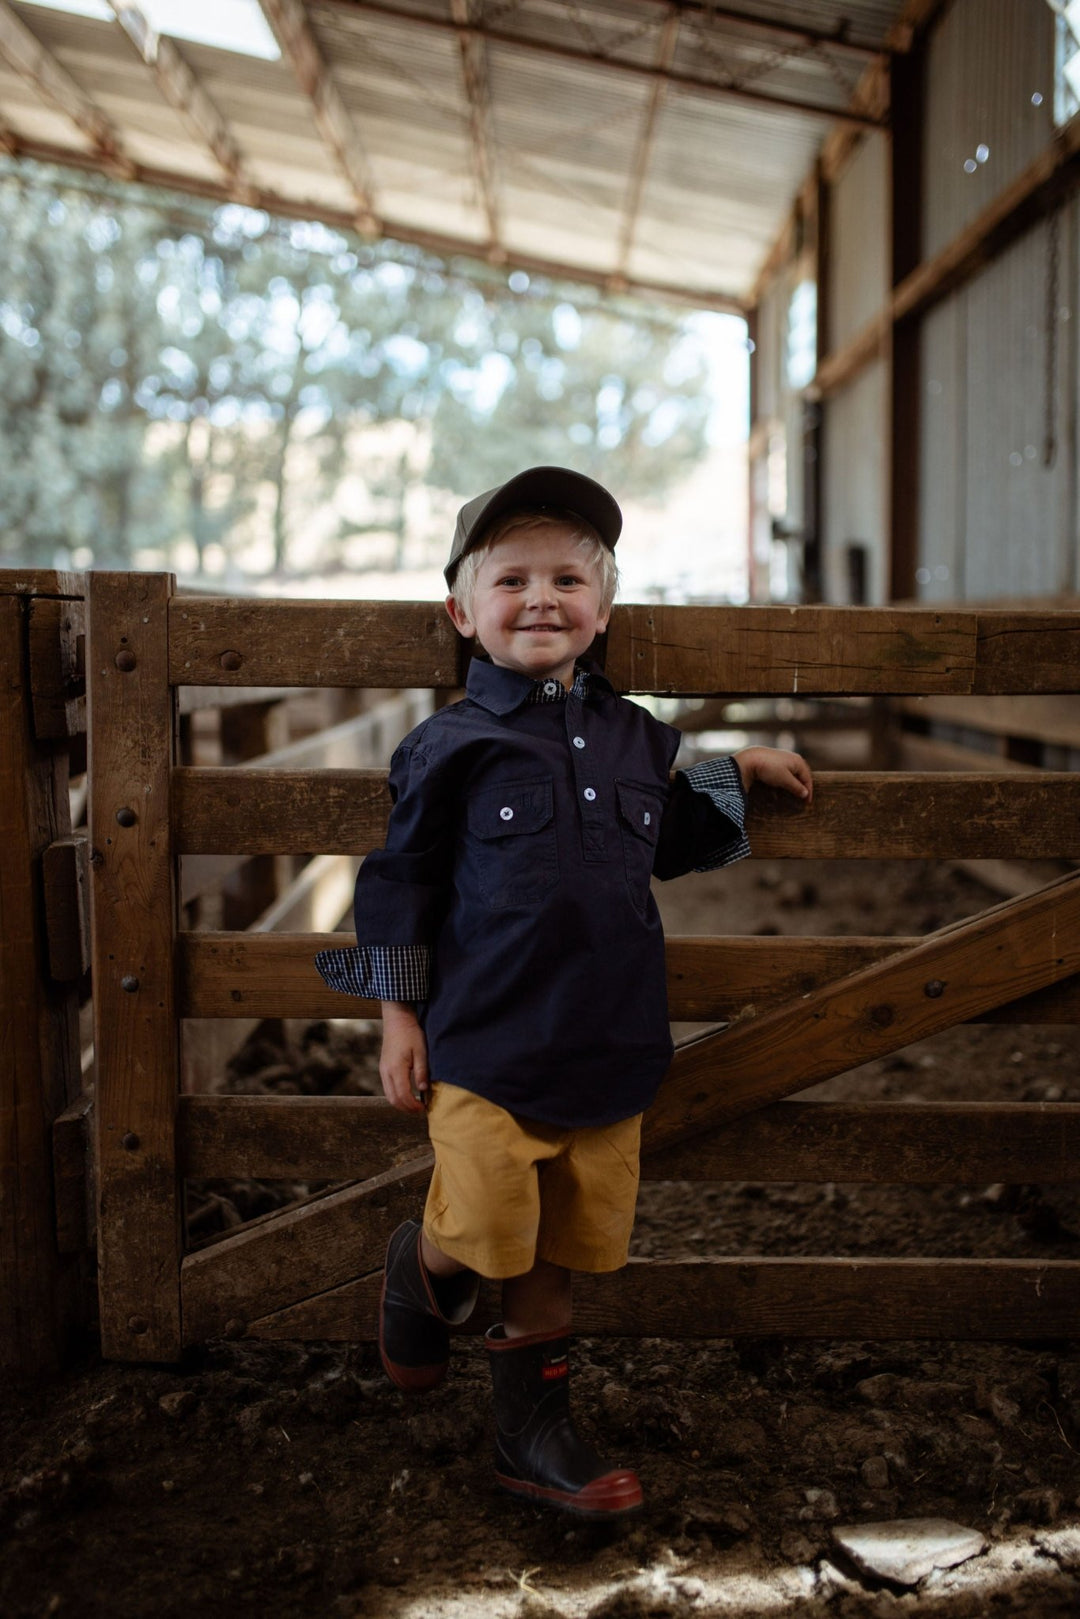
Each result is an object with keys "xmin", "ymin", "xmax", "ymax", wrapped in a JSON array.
[{"xmin": 6, "ymin": 854, "xmax": 1080, "ymax": 1618}]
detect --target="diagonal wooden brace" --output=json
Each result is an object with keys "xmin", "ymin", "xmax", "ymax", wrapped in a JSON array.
[{"xmin": 643, "ymin": 869, "xmax": 1080, "ymax": 1158}]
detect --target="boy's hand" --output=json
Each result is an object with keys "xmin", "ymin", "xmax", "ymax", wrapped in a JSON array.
[
  {"xmin": 379, "ymin": 1002, "xmax": 430, "ymax": 1114},
  {"xmin": 735, "ymin": 746, "xmax": 813, "ymax": 802}
]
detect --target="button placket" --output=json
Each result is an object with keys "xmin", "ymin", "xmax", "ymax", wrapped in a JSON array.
[{"xmin": 566, "ymin": 692, "xmax": 606, "ymax": 859}]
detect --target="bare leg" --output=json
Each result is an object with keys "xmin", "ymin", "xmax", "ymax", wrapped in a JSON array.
[
  {"xmin": 502, "ymin": 1259, "xmax": 572, "ymax": 1338},
  {"xmin": 420, "ymin": 1231, "xmax": 468, "ymax": 1278}
]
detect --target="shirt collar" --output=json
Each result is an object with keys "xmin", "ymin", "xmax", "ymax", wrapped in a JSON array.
[{"xmin": 464, "ymin": 657, "xmax": 615, "ymax": 715}]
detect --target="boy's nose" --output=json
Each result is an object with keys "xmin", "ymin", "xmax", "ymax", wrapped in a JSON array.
[{"xmin": 526, "ymin": 581, "xmax": 557, "ymax": 609}]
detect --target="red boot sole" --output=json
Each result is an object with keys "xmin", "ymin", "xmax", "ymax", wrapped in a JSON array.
[{"xmin": 495, "ymin": 1468, "xmax": 643, "ymax": 1517}]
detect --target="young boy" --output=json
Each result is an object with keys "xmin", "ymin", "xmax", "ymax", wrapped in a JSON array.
[{"xmin": 317, "ymin": 466, "xmax": 812, "ymax": 1518}]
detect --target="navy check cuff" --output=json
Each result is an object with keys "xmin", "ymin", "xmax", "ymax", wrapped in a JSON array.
[
  {"xmin": 314, "ymin": 943, "xmax": 430, "ymax": 1003},
  {"xmin": 680, "ymin": 755, "xmax": 751, "ymax": 871}
]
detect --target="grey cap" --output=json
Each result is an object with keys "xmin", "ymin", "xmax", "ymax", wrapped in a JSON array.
[{"xmin": 444, "ymin": 465, "xmax": 622, "ymax": 586}]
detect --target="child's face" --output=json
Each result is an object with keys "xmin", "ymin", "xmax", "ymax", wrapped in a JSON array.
[{"xmin": 446, "ymin": 521, "xmax": 610, "ymax": 688}]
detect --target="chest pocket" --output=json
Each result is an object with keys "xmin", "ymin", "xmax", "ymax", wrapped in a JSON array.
[
  {"xmin": 616, "ymin": 779, "xmax": 664, "ymax": 914},
  {"xmin": 466, "ymin": 776, "xmax": 558, "ymax": 909}
]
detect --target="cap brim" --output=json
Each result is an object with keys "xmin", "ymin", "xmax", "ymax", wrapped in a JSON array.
[{"xmin": 446, "ymin": 466, "xmax": 622, "ymax": 584}]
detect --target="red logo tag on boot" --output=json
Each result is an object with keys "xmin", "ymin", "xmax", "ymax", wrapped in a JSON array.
[{"xmin": 541, "ymin": 1355, "xmax": 568, "ymax": 1381}]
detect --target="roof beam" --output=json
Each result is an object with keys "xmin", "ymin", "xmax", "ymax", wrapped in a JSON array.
[
  {"xmin": 0, "ymin": 0, "xmax": 135, "ymax": 177},
  {"xmin": 613, "ymin": 9, "xmax": 678, "ymax": 287},
  {"xmin": 329, "ymin": 0, "xmax": 887, "ymax": 60},
  {"xmin": 107, "ymin": 3, "xmax": 256, "ymax": 200},
  {"xmin": 449, "ymin": 0, "xmax": 503, "ymax": 259},
  {"xmin": 604, "ymin": 0, "xmax": 888, "ymax": 57},
  {"xmin": 7, "ymin": 135, "xmax": 747, "ymax": 311},
  {"xmin": 320, "ymin": 0, "xmax": 887, "ymax": 128},
  {"xmin": 258, "ymin": 0, "xmax": 379, "ymax": 232}
]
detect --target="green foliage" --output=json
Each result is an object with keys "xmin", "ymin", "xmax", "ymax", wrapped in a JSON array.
[{"xmin": 0, "ymin": 162, "xmax": 718, "ymax": 578}]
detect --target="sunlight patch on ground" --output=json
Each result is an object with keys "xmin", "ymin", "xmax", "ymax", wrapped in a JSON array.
[{"xmin": 392, "ymin": 1525, "xmax": 1080, "ymax": 1618}]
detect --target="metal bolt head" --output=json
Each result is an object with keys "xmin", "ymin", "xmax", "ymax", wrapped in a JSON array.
[
  {"xmin": 121, "ymin": 1131, "xmax": 140, "ymax": 1151},
  {"xmin": 219, "ymin": 649, "xmax": 243, "ymax": 672},
  {"xmin": 127, "ymin": 1316, "xmax": 149, "ymax": 1336},
  {"xmin": 115, "ymin": 649, "xmax": 137, "ymax": 672},
  {"xmin": 869, "ymin": 1003, "xmax": 895, "ymax": 1029},
  {"xmin": 121, "ymin": 974, "xmax": 140, "ymax": 993},
  {"xmin": 115, "ymin": 807, "xmax": 137, "ymax": 828},
  {"xmin": 924, "ymin": 979, "xmax": 946, "ymax": 999}
]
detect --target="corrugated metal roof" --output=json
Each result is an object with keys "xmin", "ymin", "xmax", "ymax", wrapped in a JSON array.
[{"xmin": 0, "ymin": 0, "xmax": 911, "ymax": 305}]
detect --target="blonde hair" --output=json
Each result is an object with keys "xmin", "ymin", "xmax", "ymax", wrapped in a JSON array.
[{"xmin": 451, "ymin": 507, "xmax": 619, "ymax": 618}]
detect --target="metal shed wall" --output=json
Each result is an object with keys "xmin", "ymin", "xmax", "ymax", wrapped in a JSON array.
[
  {"xmin": 922, "ymin": 0, "xmax": 1055, "ymax": 261},
  {"xmin": 829, "ymin": 131, "xmax": 889, "ymax": 352},
  {"xmin": 917, "ymin": 205, "xmax": 1079, "ymax": 601},
  {"xmin": 822, "ymin": 355, "xmax": 888, "ymax": 603}
]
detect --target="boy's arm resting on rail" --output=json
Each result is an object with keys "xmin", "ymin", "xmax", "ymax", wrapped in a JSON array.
[
  {"xmin": 733, "ymin": 745, "xmax": 813, "ymax": 802},
  {"xmin": 653, "ymin": 746, "xmax": 812, "ymax": 881}
]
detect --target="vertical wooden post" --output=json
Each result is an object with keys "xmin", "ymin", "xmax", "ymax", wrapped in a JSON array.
[
  {"xmin": 802, "ymin": 163, "xmax": 829, "ymax": 603},
  {"xmin": 889, "ymin": 37, "xmax": 925, "ymax": 602},
  {"xmin": 0, "ymin": 579, "xmax": 83, "ymax": 1377},
  {"xmin": 88, "ymin": 572, "xmax": 182, "ymax": 1362}
]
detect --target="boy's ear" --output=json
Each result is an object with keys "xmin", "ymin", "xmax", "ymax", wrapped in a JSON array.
[{"xmin": 445, "ymin": 594, "xmax": 476, "ymax": 638}]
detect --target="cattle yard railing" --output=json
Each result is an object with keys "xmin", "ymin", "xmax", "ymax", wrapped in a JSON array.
[
  {"xmin": 18, "ymin": 572, "xmax": 1080, "ymax": 1366},
  {"xmin": 1, "ymin": 570, "xmax": 86, "ymax": 1378}
]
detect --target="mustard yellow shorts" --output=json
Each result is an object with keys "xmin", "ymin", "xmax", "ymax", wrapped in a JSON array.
[{"xmin": 422, "ymin": 1082, "xmax": 642, "ymax": 1278}]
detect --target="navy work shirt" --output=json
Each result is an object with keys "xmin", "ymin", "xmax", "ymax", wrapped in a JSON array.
[{"xmin": 316, "ymin": 658, "xmax": 748, "ymax": 1128}]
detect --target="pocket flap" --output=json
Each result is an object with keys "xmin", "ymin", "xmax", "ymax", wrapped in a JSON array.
[
  {"xmin": 616, "ymin": 779, "xmax": 663, "ymax": 844},
  {"xmin": 467, "ymin": 776, "xmax": 554, "ymax": 840}
]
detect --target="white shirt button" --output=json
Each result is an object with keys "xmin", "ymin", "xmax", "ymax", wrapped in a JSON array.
[
  {"xmin": 583, "ymin": 787, "xmax": 596, "ymax": 801},
  {"xmin": 500, "ymin": 806, "xmax": 514, "ymax": 821},
  {"xmin": 643, "ymin": 812, "xmax": 651, "ymax": 826},
  {"xmin": 542, "ymin": 680, "xmax": 560, "ymax": 697},
  {"xmin": 573, "ymin": 736, "xmax": 585, "ymax": 749}
]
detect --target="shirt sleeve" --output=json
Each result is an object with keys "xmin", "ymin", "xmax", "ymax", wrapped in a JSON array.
[
  {"xmin": 314, "ymin": 942, "xmax": 430, "ymax": 1002},
  {"xmin": 313, "ymin": 738, "xmax": 452, "ymax": 1001},
  {"xmin": 653, "ymin": 754, "xmax": 750, "ymax": 880}
]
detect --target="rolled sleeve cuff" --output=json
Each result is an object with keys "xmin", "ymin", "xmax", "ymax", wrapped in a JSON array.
[
  {"xmin": 680, "ymin": 755, "xmax": 751, "ymax": 871},
  {"xmin": 314, "ymin": 943, "xmax": 431, "ymax": 1002}
]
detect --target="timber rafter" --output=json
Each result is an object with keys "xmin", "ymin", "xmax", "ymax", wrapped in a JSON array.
[
  {"xmin": 613, "ymin": 8, "xmax": 678, "ymax": 286},
  {"xmin": 0, "ymin": 0, "xmax": 135, "ymax": 177},
  {"xmin": 258, "ymin": 0, "xmax": 379, "ymax": 232},
  {"xmin": 449, "ymin": 0, "xmax": 503, "ymax": 259},
  {"xmin": 107, "ymin": 2, "xmax": 256, "ymax": 199},
  {"xmin": 321, "ymin": 0, "xmax": 887, "ymax": 128}
]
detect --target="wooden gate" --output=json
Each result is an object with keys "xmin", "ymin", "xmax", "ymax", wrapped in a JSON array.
[{"xmin": 85, "ymin": 573, "xmax": 1080, "ymax": 1362}]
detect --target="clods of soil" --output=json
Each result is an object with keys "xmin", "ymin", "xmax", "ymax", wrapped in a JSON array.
[{"xmin": 5, "ymin": 855, "xmax": 1080, "ymax": 1617}]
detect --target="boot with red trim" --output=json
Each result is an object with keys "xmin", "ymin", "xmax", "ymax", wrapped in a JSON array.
[
  {"xmin": 486, "ymin": 1326, "xmax": 643, "ymax": 1516},
  {"xmin": 379, "ymin": 1220, "xmax": 479, "ymax": 1392}
]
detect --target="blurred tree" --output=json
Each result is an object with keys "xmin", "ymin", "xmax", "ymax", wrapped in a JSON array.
[{"xmin": 0, "ymin": 163, "xmax": 716, "ymax": 577}]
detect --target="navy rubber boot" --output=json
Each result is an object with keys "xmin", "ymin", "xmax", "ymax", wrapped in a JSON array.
[
  {"xmin": 486, "ymin": 1326, "xmax": 642, "ymax": 1516},
  {"xmin": 379, "ymin": 1220, "xmax": 478, "ymax": 1392}
]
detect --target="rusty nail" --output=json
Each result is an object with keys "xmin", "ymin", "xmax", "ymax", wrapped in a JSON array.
[
  {"xmin": 924, "ymin": 979, "xmax": 946, "ymax": 998},
  {"xmin": 121, "ymin": 1131, "xmax": 140, "ymax": 1151},
  {"xmin": 219, "ymin": 650, "xmax": 243, "ymax": 672},
  {"xmin": 121, "ymin": 974, "xmax": 139, "ymax": 993},
  {"xmin": 127, "ymin": 1316, "xmax": 149, "ymax": 1336},
  {"xmin": 116, "ymin": 806, "xmax": 137, "ymax": 827},
  {"xmin": 115, "ymin": 649, "xmax": 136, "ymax": 672}
]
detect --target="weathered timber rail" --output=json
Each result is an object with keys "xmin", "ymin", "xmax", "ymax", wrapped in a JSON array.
[{"xmin": 12, "ymin": 573, "xmax": 1080, "ymax": 1369}]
